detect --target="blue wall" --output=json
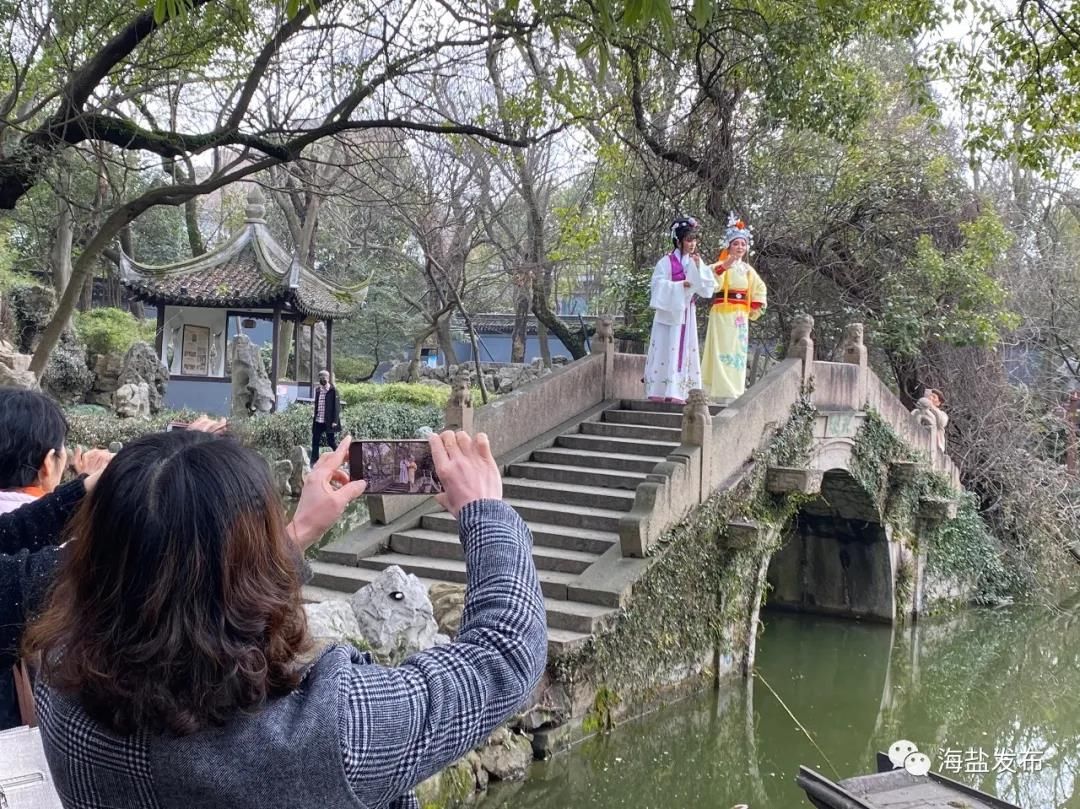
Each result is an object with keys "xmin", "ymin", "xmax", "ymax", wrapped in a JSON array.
[{"xmin": 452, "ymin": 334, "xmax": 575, "ymax": 364}]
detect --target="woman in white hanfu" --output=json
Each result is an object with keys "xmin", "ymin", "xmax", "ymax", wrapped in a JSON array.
[{"xmin": 643, "ymin": 216, "xmax": 717, "ymax": 403}]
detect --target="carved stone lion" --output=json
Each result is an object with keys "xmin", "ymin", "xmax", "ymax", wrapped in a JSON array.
[
  {"xmin": 833, "ymin": 322, "xmax": 867, "ymax": 365},
  {"xmin": 786, "ymin": 313, "xmax": 815, "ymax": 360},
  {"xmin": 448, "ymin": 370, "xmax": 472, "ymax": 410}
]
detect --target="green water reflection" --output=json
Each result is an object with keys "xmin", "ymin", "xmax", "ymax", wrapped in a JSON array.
[{"xmin": 485, "ymin": 607, "xmax": 1080, "ymax": 809}]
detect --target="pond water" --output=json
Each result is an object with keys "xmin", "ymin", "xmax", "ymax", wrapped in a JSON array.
[{"xmin": 484, "ymin": 606, "xmax": 1080, "ymax": 809}]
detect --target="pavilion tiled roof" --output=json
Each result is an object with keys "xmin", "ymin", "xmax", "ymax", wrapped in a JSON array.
[{"xmin": 119, "ymin": 189, "xmax": 368, "ymax": 320}]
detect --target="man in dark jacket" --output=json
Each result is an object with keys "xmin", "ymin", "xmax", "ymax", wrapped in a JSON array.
[{"xmin": 311, "ymin": 369, "xmax": 341, "ymax": 463}]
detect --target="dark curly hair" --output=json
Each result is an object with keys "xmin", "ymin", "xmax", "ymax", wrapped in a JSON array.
[{"xmin": 24, "ymin": 430, "xmax": 312, "ymax": 736}]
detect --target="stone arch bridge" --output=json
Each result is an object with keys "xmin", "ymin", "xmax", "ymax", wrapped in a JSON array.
[{"xmin": 313, "ymin": 317, "xmax": 963, "ymax": 658}]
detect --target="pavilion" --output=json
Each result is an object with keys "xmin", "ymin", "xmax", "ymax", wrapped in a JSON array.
[{"xmin": 118, "ymin": 187, "xmax": 368, "ymax": 414}]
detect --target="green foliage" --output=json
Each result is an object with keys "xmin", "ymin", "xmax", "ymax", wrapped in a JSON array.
[
  {"xmin": 850, "ymin": 410, "xmax": 1017, "ymax": 605},
  {"xmin": 336, "ymin": 382, "xmax": 451, "ymax": 409},
  {"xmin": 937, "ymin": 0, "xmax": 1080, "ymax": 173},
  {"xmin": 66, "ymin": 400, "xmax": 442, "ymax": 460},
  {"xmin": 65, "ymin": 408, "xmax": 203, "ymax": 449},
  {"xmin": 879, "ymin": 212, "xmax": 1020, "ymax": 358},
  {"xmin": 333, "ymin": 355, "xmax": 375, "ymax": 383},
  {"xmin": 75, "ymin": 308, "xmax": 157, "ymax": 357},
  {"xmin": 233, "ymin": 401, "xmax": 443, "ymax": 459},
  {"xmin": 927, "ymin": 493, "xmax": 1019, "ymax": 604}
]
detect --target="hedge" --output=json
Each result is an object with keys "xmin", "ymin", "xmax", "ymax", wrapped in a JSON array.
[{"xmin": 65, "ymin": 401, "xmax": 443, "ymax": 461}]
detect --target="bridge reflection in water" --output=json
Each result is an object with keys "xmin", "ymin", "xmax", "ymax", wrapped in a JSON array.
[{"xmin": 482, "ymin": 606, "xmax": 1080, "ymax": 809}]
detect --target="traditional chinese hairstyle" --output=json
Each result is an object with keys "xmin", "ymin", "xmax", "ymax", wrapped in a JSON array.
[{"xmin": 670, "ymin": 215, "xmax": 702, "ymax": 247}]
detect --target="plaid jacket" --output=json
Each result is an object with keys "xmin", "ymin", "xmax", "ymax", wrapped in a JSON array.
[{"xmin": 35, "ymin": 500, "xmax": 547, "ymax": 809}]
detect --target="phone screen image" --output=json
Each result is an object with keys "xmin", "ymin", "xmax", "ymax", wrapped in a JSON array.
[{"xmin": 349, "ymin": 440, "xmax": 443, "ymax": 495}]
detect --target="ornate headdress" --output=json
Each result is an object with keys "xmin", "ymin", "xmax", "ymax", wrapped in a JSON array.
[
  {"xmin": 670, "ymin": 215, "xmax": 701, "ymax": 246},
  {"xmin": 722, "ymin": 211, "xmax": 753, "ymax": 248}
]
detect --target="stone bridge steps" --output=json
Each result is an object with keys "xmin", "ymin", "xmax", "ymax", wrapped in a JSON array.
[
  {"xmin": 554, "ymin": 433, "xmax": 678, "ymax": 457},
  {"xmin": 388, "ymin": 529, "xmax": 599, "ymax": 573},
  {"xmin": 503, "ymin": 479, "xmax": 637, "ymax": 511},
  {"xmin": 506, "ymin": 461, "xmax": 647, "ymax": 490},
  {"xmin": 419, "ymin": 512, "xmax": 618, "ymax": 554},
  {"xmin": 312, "ymin": 399, "xmax": 691, "ymax": 657},
  {"xmin": 528, "ymin": 447, "xmax": 666, "ymax": 474}
]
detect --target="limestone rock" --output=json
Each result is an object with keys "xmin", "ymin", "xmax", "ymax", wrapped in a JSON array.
[
  {"xmin": 230, "ymin": 334, "xmax": 274, "ymax": 417},
  {"xmin": 478, "ymin": 730, "xmax": 533, "ymax": 782},
  {"xmin": 0, "ymin": 339, "xmax": 36, "ymax": 389},
  {"xmin": 41, "ymin": 330, "xmax": 92, "ymax": 405},
  {"xmin": 88, "ymin": 351, "xmax": 125, "ymax": 407},
  {"xmin": 350, "ymin": 565, "xmax": 438, "ymax": 665},
  {"xmin": 289, "ymin": 446, "xmax": 310, "ymax": 495},
  {"xmin": 9, "ymin": 285, "xmax": 55, "ymax": 353},
  {"xmin": 113, "ymin": 381, "xmax": 151, "ymax": 419},
  {"xmin": 466, "ymin": 750, "xmax": 488, "ymax": 791},
  {"xmin": 304, "ymin": 599, "xmax": 363, "ymax": 645},
  {"xmin": 429, "ymin": 582, "xmax": 466, "ymax": 637},
  {"xmin": 273, "ymin": 460, "xmax": 293, "ymax": 498},
  {"xmin": 512, "ymin": 678, "xmax": 572, "ymax": 733},
  {"xmin": 117, "ymin": 341, "xmax": 169, "ymax": 414}
]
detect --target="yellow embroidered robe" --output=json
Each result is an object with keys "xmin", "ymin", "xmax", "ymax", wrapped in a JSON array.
[{"xmin": 700, "ymin": 259, "xmax": 767, "ymax": 400}]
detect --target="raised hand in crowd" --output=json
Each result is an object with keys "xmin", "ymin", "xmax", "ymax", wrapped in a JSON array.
[{"xmin": 287, "ymin": 436, "xmax": 368, "ymax": 550}]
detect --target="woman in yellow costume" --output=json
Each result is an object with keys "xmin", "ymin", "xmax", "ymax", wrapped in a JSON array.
[{"xmin": 701, "ymin": 213, "xmax": 767, "ymax": 402}]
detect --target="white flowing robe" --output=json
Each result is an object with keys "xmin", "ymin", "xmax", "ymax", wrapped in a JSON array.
[{"xmin": 643, "ymin": 251, "xmax": 716, "ymax": 401}]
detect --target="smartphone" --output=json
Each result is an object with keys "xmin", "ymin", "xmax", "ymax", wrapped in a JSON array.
[
  {"xmin": 166, "ymin": 422, "xmax": 189, "ymax": 432},
  {"xmin": 349, "ymin": 440, "xmax": 443, "ymax": 495}
]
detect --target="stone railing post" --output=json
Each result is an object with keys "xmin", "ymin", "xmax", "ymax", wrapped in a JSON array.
[
  {"xmin": 443, "ymin": 368, "xmax": 474, "ymax": 433},
  {"xmin": 913, "ymin": 398, "xmax": 938, "ymax": 460},
  {"xmin": 835, "ymin": 322, "xmax": 869, "ymax": 405},
  {"xmin": 835, "ymin": 323, "xmax": 868, "ymax": 367},
  {"xmin": 682, "ymin": 388, "xmax": 713, "ymax": 500},
  {"xmin": 785, "ymin": 313, "xmax": 815, "ymax": 382},
  {"xmin": 596, "ymin": 315, "xmax": 616, "ymax": 400}
]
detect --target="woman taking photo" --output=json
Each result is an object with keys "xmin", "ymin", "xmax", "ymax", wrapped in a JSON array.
[{"xmin": 25, "ymin": 429, "xmax": 546, "ymax": 809}]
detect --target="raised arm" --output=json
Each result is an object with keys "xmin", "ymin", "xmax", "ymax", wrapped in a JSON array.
[
  {"xmin": 0, "ymin": 476, "xmax": 87, "ymax": 555},
  {"xmin": 339, "ymin": 499, "xmax": 546, "ymax": 805},
  {"xmin": 337, "ymin": 431, "xmax": 546, "ymax": 806}
]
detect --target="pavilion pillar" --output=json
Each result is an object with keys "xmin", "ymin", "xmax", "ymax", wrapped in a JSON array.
[
  {"xmin": 154, "ymin": 306, "xmax": 165, "ymax": 360},
  {"xmin": 270, "ymin": 305, "xmax": 282, "ymax": 413},
  {"xmin": 325, "ymin": 319, "xmax": 333, "ymax": 381},
  {"xmin": 308, "ymin": 321, "xmax": 316, "ymax": 397}
]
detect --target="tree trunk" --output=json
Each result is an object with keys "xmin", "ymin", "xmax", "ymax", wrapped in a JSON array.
[
  {"xmin": 79, "ymin": 270, "xmax": 94, "ymax": 312},
  {"xmin": 510, "ymin": 277, "xmax": 531, "ymax": 363},
  {"xmin": 531, "ymin": 274, "xmax": 586, "ymax": 358},
  {"xmin": 435, "ymin": 314, "xmax": 459, "ymax": 366},
  {"xmin": 184, "ymin": 196, "xmax": 204, "ymax": 257},
  {"xmin": 537, "ymin": 320, "xmax": 551, "ymax": 368},
  {"xmin": 50, "ymin": 200, "xmax": 73, "ymax": 296},
  {"xmin": 407, "ymin": 337, "xmax": 424, "ymax": 382}
]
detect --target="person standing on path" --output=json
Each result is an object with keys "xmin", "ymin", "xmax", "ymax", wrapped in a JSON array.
[
  {"xmin": 642, "ymin": 215, "xmax": 717, "ymax": 403},
  {"xmin": 311, "ymin": 370, "xmax": 341, "ymax": 463},
  {"xmin": 701, "ymin": 213, "xmax": 768, "ymax": 403}
]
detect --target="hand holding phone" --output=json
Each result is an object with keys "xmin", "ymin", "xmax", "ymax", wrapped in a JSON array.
[{"xmin": 427, "ymin": 431, "xmax": 501, "ymax": 518}]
